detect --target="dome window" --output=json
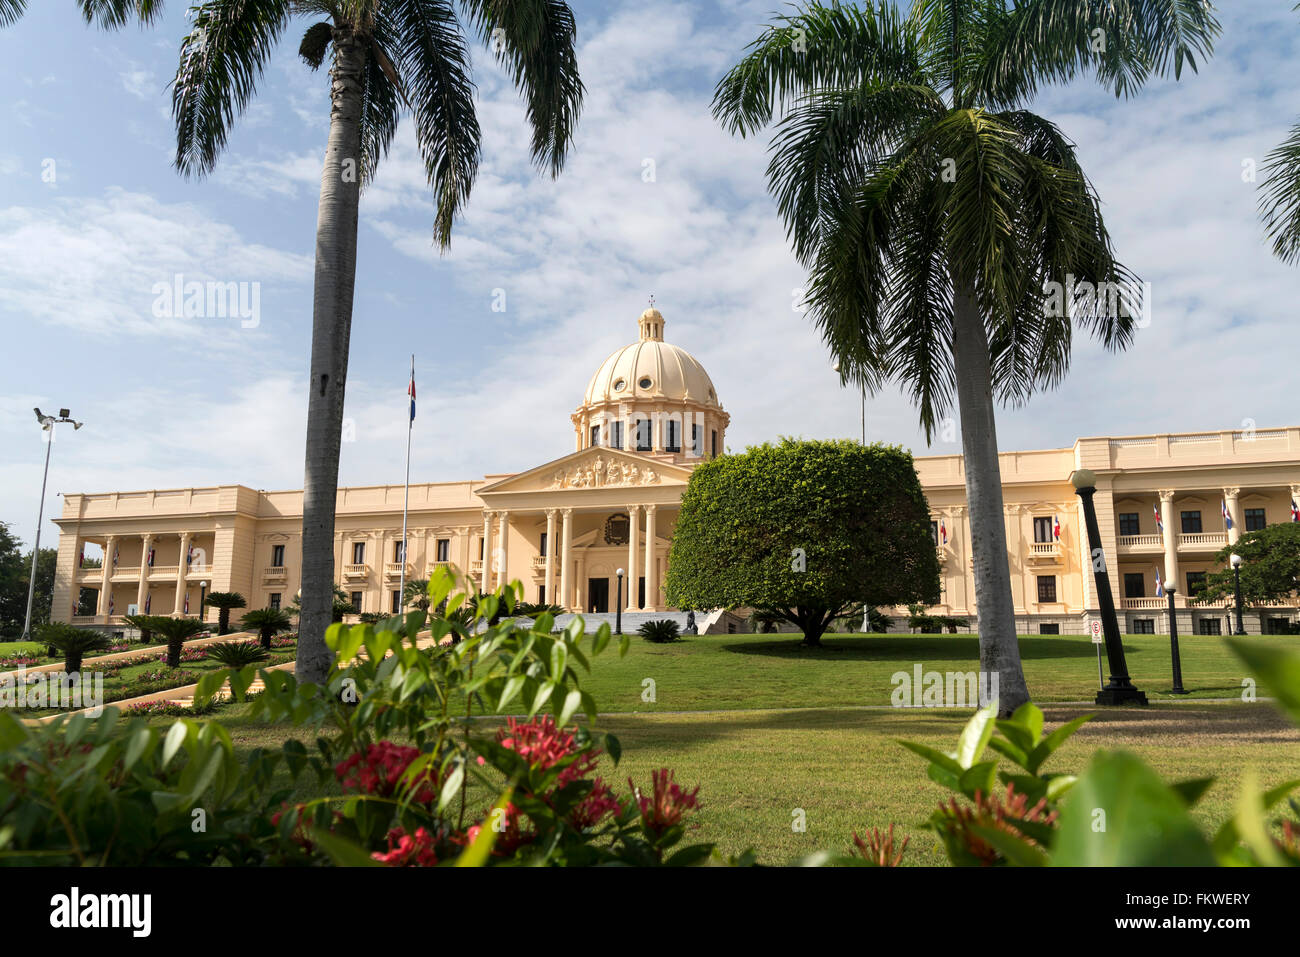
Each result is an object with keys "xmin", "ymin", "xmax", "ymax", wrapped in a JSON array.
[
  {"xmin": 613, "ymin": 378, "xmax": 626, "ymax": 392},
  {"xmin": 638, "ymin": 377, "xmax": 652, "ymax": 390}
]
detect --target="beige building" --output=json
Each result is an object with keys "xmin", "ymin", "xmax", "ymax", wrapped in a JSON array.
[{"xmin": 50, "ymin": 307, "xmax": 1300, "ymax": 636}]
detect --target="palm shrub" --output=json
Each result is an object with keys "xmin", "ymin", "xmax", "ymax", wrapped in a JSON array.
[
  {"xmin": 205, "ymin": 641, "xmax": 271, "ymax": 669},
  {"xmin": 152, "ymin": 616, "xmax": 208, "ymax": 670},
  {"xmin": 241, "ymin": 607, "xmax": 294, "ymax": 650},
  {"xmin": 402, "ymin": 577, "xmax": 431, "ymax": 612},
  {"xmin": 638, "ymin": 619, "xmax": 681, "ymax": 643},
  {"xmin": 36, "ymin": 623, "xmax": 112, "ymax": 675},
  {"xmin": 712, "ymin": 0, "xmax": 1219, "ymax": 711},
  {"xmin": 204, "ymin": 592, "xmax": 247, "ymax": 635},
  {"xmin": 510, "ymin": 602, "xmax": 564, "ymax": 619}
]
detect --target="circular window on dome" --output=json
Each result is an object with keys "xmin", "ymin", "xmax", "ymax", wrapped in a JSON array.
[
  {"xmin": 638, "ymin": 377, "xmax": 652, "ymax": 389},
  {"xmin": 613, "ymin": 378, "xmax": 625, "ymax": 392}
]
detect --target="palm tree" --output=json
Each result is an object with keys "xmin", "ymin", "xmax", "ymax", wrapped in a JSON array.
[
  {"xmin": 123, "ymin": 613, "xmax": 161, "ymax": 645},
  {"xmin": 1260, "ymin": 4, "xmax": 1300, "ymax": 265},
  {"xmin": 203, "ymin": 591, "xmax": 247, "ymax": 635},
  {"xmin": 37, "ymin": 623, "xmax": 113, "ymax": 675},
  {"xmin": 205, "ymin": 640, "xmax": 271, "ymax": 668},
  {"xmin": 163, "ymin": 1, "xmax": 584, "ymax": 686},
  {"xmin": 152, "ymin": 616, "xmax": 208, "ymax": 669},
  {"xmin": 401, "ymin": 576, "xmax": 431, "ymax": 612},
  {"xmin": 713, "ymin": 1, "xmax": 1218, "ymax": 714},
  {"xmin": 240, "ymin": 606, "xmax": 294, "ymax": 649}
]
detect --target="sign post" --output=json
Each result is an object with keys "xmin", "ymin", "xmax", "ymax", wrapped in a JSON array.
[{"xmin": 1090, "ymin": 619, "xmax": 1104, "ymax": 691}]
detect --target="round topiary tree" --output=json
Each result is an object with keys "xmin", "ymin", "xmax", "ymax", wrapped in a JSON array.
[
  {"xmin": 665, "ymin": 439, "xmax": 940, "ymax": 647},
  {"xmin": 204, "ymin": 592, "xmax": 247, "ymax": 635}
]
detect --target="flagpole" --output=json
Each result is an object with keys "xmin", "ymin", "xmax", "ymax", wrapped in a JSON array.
[{"xmin": 399, "ymin": 355, "xmax": 414, "ymax": 616}]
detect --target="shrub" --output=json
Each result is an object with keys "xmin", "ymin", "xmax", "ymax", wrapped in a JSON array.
[
  {"xmin": 241, "ymin": 607, "xmax": 294, "ymax": 649},
  {"xmin": 151, "ymin": 616, "xmax": 208, "ymax": 669},
  {"xmin": 204, "ymin": 592, "xmax": 247, "ymax": 635},
  {"xmin": 205, "ymin": 641, "xmax": 271, "ymax": 669},
  {"xmin": 34, "ymin": 623, "xmax": 113, "ymax": 674},
  {"xmin": 638, "ymin": 619, "xmax": 681, "ymax": 643}
]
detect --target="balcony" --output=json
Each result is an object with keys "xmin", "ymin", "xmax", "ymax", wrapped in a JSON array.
[
  {"xmin": 1178, "ymin": 532, "xmax": 1227, "ymax": 551},
  {"xmin": 531, "ymin": 556, "xmax": 549, "ymax": 572},
  {"xmin": 262, "ymin": 566, "xmax": 288, "ymax": 584},
  {"xmin": 148, "ymin": 564, "xmax": 180, "ymax": 579},
  {"xmin": 383, "ymin": 562, "xmax": 410, "ymax": 581},
  {"xmin": 1121, "ymin": 597, "xmax": 1167, "ymax": 610},
  {"xmin": 342, "ymin": 563, "xmax": 369, "ymax": 580},
  {"xmin": 470, "ymin": 560, "xmax": 483, "ymax": 575},
  {"xmin": 111, "ymin": 565, "xmax": 141, "ymax": 580},
  {"xmin": 1026, "ymin": 541, "xmax": 1062, "ymax": 564},
  {"xmin": 1116, "ymin": 534, "xmax": 1163, "ymax": 553}
]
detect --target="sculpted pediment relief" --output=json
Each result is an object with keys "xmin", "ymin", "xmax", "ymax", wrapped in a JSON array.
[{"xmin": 548, "ymin": 454, "xmax": 662, "ymax": 490}]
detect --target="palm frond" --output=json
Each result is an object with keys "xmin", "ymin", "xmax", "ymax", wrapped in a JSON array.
[
  {"xmin": 77, "ymin": 0, "xmax": 166, "ymax": 28},
  {"xmin": 0, "ymin": 0, "xmax": 25, "ymax": 27},
  {"xmin": 460, "ymin": 0, "xmax": 584, "ymax": 176},
  {"xmin": 357, "ymin": 14, "xmax": 402, "ymax": 188},
  {"xmin": 1261, "ymin": 121, "xmax": 1300, "ymax": 266},
  {"xmin": 171, "ymin": 0, "xmax": 293, "ymax": 177},
  {"xmin": 298, "ymin": 19, "xmax": 332, "ymax": 69}
]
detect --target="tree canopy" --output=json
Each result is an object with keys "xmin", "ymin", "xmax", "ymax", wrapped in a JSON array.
[
  {"xmin": 1197, "ymin": 523, "xmax": 1300, "ymax": 609},
  {"xmin": 664, "ymin": 439, "xmax": 940, "ymax": 645}
]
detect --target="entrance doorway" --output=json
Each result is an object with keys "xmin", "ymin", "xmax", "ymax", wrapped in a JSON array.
[{"xmin": 587, "ymin": 577, "xmax": 609, "ymax": 613}]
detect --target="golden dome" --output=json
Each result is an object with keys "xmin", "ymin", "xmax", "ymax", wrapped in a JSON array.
[{"xmin": 581, "ymin": 307, "xmax": 721, "ymax": 409}]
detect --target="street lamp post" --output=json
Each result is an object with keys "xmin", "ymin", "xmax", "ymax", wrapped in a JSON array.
[
  {"xmin": 1230, "ymin": 553, "xmax": 1246, "ymax": 635},
  {"xmin": 200, "ymin": 581, "xmax": 209, "ymax": 627},
  {"xmin": 1070, "ymin": 469, "xmax": 1148, "ymax": 706},
  {"xmin": 22, "ymin": 408, "xmax": 83, "ymax": 640},
  {"xmin": 1166, "ymin": 581, "xmax": 1187, "ymax": 695},
  {"xmin": 615, "ymin": 568, "xmax": 625, "ymax": 635}
]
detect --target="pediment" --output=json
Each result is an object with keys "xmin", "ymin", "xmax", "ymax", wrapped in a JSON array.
[{"xmin": 478, "ymin": 447, "xmax": 694, "ymax": 495}]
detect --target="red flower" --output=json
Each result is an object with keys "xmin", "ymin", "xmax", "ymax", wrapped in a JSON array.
[
  {"xmin": 630, "ymin": 769, "xmax": 701, "ymax": 837},
  {"xmin": 334, "ymin": 741, "xmax": 438, "ymax": 804},
  {"xmin": 463, "ymin": 801, "xmax": 536, "ymax": 856},
  {"xmin": 570, "ymin": 778, "xmax": 622, "ymax": 830},
  {"xmin": 497, "ymin": 715, "xmax": 599, "ymax": 788},
  {"xmin": 373, "ymin": 826, "xmax": 440, "ymax": 867}
]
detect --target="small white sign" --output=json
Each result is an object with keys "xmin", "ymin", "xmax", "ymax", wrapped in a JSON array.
[{"xmin": 1090, "ymin": 620, "xmax": 1103, "ymax": 644}]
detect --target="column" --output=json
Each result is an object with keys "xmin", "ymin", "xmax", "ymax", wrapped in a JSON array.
[
  {"xmin": 1224, "ymin": 486, "xmax": 1241, "ymax": 545},
  {"xmin": 174, "ymin": 531, "xmax": 191, "ymax": 614},
  {"xmin": 479, "ymin": 512, "xmax": 492, "ymax": 592},
  {"xmin": 497, "ymin": 511, "xmax": 510, "ymax": 590},
  {"xmin": 97, "ymin": 535, "xmax": 115, "ymax": 621},
  {"xmin": 544, "ymin": 509, "xmax": 557, "ymax": 605},
  {"xmin": 559, "ymin": 508, "xmax": 573, "ymax": 611},
  {"xmin": 1159, "ymin": 490, "xmax": 1179, "ymax": 597},
  {"xmin": 644, "ymin": 505, "xmax": 657, "ymax": 612},
  {"xmin": 652, "ymin": 408, "xmax": 664, "ymax": 452},
  {"xmin": 136, "ymin": 533, "xmax": 153, "ymax": 615},
  {"xmin": 626, "ymin": 505, "xmax": 641, "ymax": 612}
]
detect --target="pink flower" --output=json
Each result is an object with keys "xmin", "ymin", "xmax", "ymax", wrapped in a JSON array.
[
  {"xmin": 497, "ymin": 715, "xmax": 599, "ymax": 788},
  {"xmin": 570, "ymin": 778, "xmax": 622, "ymax": 830},
  {"xmin": 630, "ymin": 769, "xmax": 701, "ymax": 837},
  {"xmin": 373, "ymin": 826, "xmax": 439, "ymax": 867},
  {"xmin": 335, "ymin": 741, "xmax": 438, "ymax": 804},
  {"xmin": 463, "ymin": 802, "xmax": 535, "ymax": 856}
]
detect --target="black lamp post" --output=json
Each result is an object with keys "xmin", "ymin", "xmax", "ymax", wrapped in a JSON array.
[
  {"xmin": 1230, "ymin": 553, "xmax": 1246, "ymax": 635},
  {"xmin": 1166, "ymin": 581, "xmax": 1188, "ymax": 694},
  {"xmin": 615, "ymin": 568, "xmax": 624, "ymax": 635},
  {"xmin": 1071, "ymin": 469, "xmax": 1148, "ymax": 706},
  {"xmin": 199, "ymin": 580, "xmax": 208, "ymax": 627}
]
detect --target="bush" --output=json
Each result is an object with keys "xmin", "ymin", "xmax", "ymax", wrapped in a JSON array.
[
  {"xmin": 204, "ymin": 641, "xmax": 271, "ymax": 668},
  {"xmin": 638, "ymin": 619, "xmax": 681, "ymax": 643},
  {"xmin": 34, "ymin": 623, "xmax": 113, "ymax": 674}
]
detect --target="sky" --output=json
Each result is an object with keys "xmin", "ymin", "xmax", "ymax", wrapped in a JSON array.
[{"xmin": 1, "ymin": 1, "xmax": 1297, "ymax": 551}]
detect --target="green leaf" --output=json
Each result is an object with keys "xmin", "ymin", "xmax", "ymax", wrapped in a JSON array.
[
  {"xmin": 454, "ymin": 787, "xmax": 513, "ymax": 867},
  {"xmin": 1226, "ymin": 639, "xmax": 1300, "ymax": 725},
  {"xmin": 557, "ymin": 689, "xmax": 582, "ymax": 727},
  {"xmin": 958, "ymin": 761, "xmax": 998, "ymax": 800},
  {"xmin": 437, "ymin": 762, "xmax": 465, "ymax": 814},
  {"xmin": 955, "ymin": 702, "xmax": 996, "ymax": 769},
  {"xmin": 550, "ymin": 640, "xmax": 568, "ymax": 679},
  {"xmin": 898, "ymin": 740, "xmax": 964, "ymax": 778},
  {"xmin": 308, "ymin": 828, "xmax": 383, "ymax": 867},
  {"xmin": 1233, "ymin": 767, "xmax": 1286, "ymax": 866},
  {"xmin": 529, "ymin": 681, "xmax": 555, "ymax": 717},
  {"xmin": 1025, "ymin": 713, "xmax": 1092, "ymax": 774},
  {"xmin": 1052, "ymin": 750, "xmax": 1215, "ymax": 866},
  {"xmin": 968, "ymin": 823, "xmax": 1048, "ymax": 867},
  {"xmin": 497, "ymin": 675, "xmax": 526, "ymax": 713},
  {"xmin": 161, "ymin": 721, "xmax": 189, "ymax": 768},
  {"xmin": 1169, "ymin": 777, "xmax": 1216, "ymax": 808}
]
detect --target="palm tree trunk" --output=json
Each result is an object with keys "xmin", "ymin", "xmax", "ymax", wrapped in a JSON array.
[
  {"xmin": 950, "ymin": 279, "xmax": 1030, "ymax": 715},
  {"xmin": 297, "ymin": 28, "xmax": 367, "ymax": 687}
]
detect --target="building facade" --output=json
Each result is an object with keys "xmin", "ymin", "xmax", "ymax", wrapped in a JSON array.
[{"xmin": 50, "ymin": 307, "xmax": 1300, "ymax": 635}]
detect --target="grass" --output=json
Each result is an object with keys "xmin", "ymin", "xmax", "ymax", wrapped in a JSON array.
[
  {"xmin": 567, "ymin": 632, "xmax": 1293, "ymax": 712},
  {"xmin": 177, "ymin": 698, "xmax": 1300, "ymax": 865}
]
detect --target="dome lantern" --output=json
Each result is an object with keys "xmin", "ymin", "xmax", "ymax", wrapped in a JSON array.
[{"xmin": 638, "ymin": 307, "xmax": 664, "ymax": 342}]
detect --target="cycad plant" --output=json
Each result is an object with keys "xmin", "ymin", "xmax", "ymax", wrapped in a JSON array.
[
  {"xmin": 203, "ymin": 592, "xmax": 247, "ymax": 635},
  {"xmin": 713, "ymin": 0, "xmax": 1218, "ymax": 713},
  {"xmin": 204, "ymin": 640, "xmax": 271, "ymax": 668},
  {"xmin": 241, "ymin": 606, "xmax": 294, "ymax": 649},
  {"xmin": 637, "ymin": 619, "xmax": 681, "ymax": 643},
  {"xmin": 36, "ymin": 623, "xmax": 113, "ymax": 675},
  {"xmin": 152, "ymin": 616, "xmax": 209, "ymax": 669}
]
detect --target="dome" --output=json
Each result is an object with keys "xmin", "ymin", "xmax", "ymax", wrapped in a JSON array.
[{"xmin": 581, "ymin": 307, "xmax": 720, "ymax": 408}]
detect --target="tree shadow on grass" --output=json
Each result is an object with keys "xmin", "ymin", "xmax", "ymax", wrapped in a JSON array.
[{"xmin": 718, "ymin": 634, "xmax": 1101, "ymax": 662}]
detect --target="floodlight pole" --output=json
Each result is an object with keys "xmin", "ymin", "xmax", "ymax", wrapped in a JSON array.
[{"xmin": 23, "ymin": 410, "xmax": 81, "ymax": 640}]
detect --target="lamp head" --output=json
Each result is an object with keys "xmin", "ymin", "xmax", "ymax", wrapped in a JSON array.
[
  {"xmin": 616, "ymin": 568, "xmax": 625, "ymax": 578},
  {"xmin": 1230, "ymin": 553, "xmax": 1243, "ymax": 569},
  {"xmin": 1166, "ymin": 581, "xmax": 1176, "ymax": 595},
  {"xmin": 1069, "ymin": 468, "xmax": 1097, "ymax": 491},
  {"xmin": 58, "ymin": 408, "xmax": 70, "ymax": 419}
]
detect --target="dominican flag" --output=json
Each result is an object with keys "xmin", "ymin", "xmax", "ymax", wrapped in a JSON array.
[
  {"xmin": 147, "ymin": 547, "xmax": 155, "ymax": 567},
  {"xmin": 112, "ymin": 546, "xmax": 119, "ymax": 568},
  {"xmin": 1154, "ymin": 566, "xmax": 1164, "ymax": 599},
  {"xmin": 145, "ymin": 594, "xmax": 151, "ymax": 613},
  {"xmin": 1292, "ymin": 498, "xmax": 1299, "ymax": 522},
  {"xmin": 408, "ymin": 366, "xmax": 417, "ymax": 423},
  {"xmin": 1053, "ymin": 515, "xmax": 1061, "ymax": 540},
  {"xmin": 1153, "ymin": 504, "xmax": 1164, "ymax": 536},
  {"xmin": 939, "ymin": 517, "xmax": 948, "ymax": 545},
  {"xmin": 186, "ymin": 544, "xmax": 194, "ymax": 566},
  {"xmin": 184, "ymin": 591, "xmax": 190, "ymax": 614},
  {"xmin": 1222, "ymin": 499, "xmax": 1233, "ymax": 530}
]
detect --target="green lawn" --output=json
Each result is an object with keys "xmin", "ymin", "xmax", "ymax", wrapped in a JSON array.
[{"xmin": 569, "ymin": 632, "xmax": 1289, "ymax": 712}]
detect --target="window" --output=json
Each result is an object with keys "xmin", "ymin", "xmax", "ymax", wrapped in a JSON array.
[
  {"xmin": 1039, "ymin": 623, "xmax": 1060, "ymax": 635},
  {"xmin": 540, "ymin": 532, "xmax": 548, "ymax": 557},
  {"xmin": 589, "ymin": 424, "xmax": 600, "ymax": 448},
  {"xmin": 930, "ymin": 521, "xmax": 939, "ymax": 546},
  {"xmin": 638, "ymin": 577, "xmax": 646, "ymax": 608},
  {"xmin": 638, "ymin": 377, "xmax": 652, "ymax": 389},
  {"xmin": 1186, "ymin": 571, "xmax": 1207, "ymax": 598},
  {"xmin": 690, "ymin": 424, "xmax": 702, "ymax": 457},
  {"xmin": 1032, "ymin": 517, "xmax": 1053, "ymax": 543},
  {"xmin": 1265, "ymin": 617, "xmax": 1290, "ymax": 635},
  {"xmin": 665, "ymin": 419, "xmax": 681, "ymax": 453},
  {"xmin": 393, "ymin": 540, "xmax": 406, "ymax": 562},
  {"xmin": 1198, "ymin": 618, "xmax": 1222, "ymax": 636},
  {"xmin": 538, "ymin": 585, "xmax": 546, "ymax": 604},
  {"xmin": 269, "ymin": 592, "xmax": 281, "ymax": 611},
  {"xmin": 1245, "ymin": 508, "xmax": 1267, "ymax": 531},
  {"xmin": 479, "ymin": 537, "xmax": 485, "ymax": 559},
  {"xmin": 1132, "ymin": 619, "xmax": 1155, "ymax": 634},
  {"xmin": 711, "ymin": 430, "xmax": 718, "ymax": 458},
  {"xmin": 1036, "ymin": 576, "xmax": 1057, "ymax": 603},
  {"xmin": 271, "ymin": 544, "xmax": 285, "ymax": 567},
  {"xmin": 349, "ymin": 591, "xmax": 363, "ymax": 612},
  {"xmin": 1118, "ymin": 512, "xmax": 1140, "ymax": 536},
  {"xmin": 611, "ymin": 420, "xmax": 624, "ymax": 449},
  {"xmin": 1181, "ymin": 510, "xmax": 1202, "ymax": 533},
  {"xmin": 435, "ymin": 538, "xmax": 450, "ymax": 562},
  {"xmin": 636, "ymin": 418, "xmax": 652, "ymax": 451},
  {"xmin": 391, "ymin": 590, "xmax": 401, "ymax": 614},
  {"xmin": 1123, "ymin": 573, "xmax": 1145, "ymax": 599}
]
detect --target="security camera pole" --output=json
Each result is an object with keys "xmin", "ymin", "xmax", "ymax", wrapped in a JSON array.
[{"xmin": 23, "ymin": 408, "xmax": 83, "ymax": 640}]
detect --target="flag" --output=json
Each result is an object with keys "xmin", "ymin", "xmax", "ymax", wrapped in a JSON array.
[
  {"xmin": 939, "ymin": 517, "xmax": 947, "ymax": 545},
  {"xmin": 1222, "ymin": 499, "xmax": 1233, "ymax": 530},
  {"xmin": 145, "ymin": 594, "xmax": 151, "ymax": 613},
  {"xmin": 186, "ymin": 544, "xmax": 193, "ymax": 566},
  {"xmin": 1053, "ymin": 515, "xmax": 1061, "ymax": 540},
  {"xmin": 112, "ymin": 546, "xmax": 118, "ymax": 568},
  {"xmin": 78, "ymin": 548, "xmax": 84, "ymax": 568},
  {"xmin": 184, "ymin": 591, "xmax": 189, "ymax": 614},
  {"xmin": 408, "ymin": 368, "xmax": 417, "ymax": 423},
  {"xmin": 1153, "ymin": 504, "xmax": 1164, "ymax": 535},
  {"xmin": 1154, "ymin": 567, "xmax": 1164, "ymax": 599},
  {"xmin": 1292, "ymin": 498, "xmax": 1299, "ymax": 522},
  {"xmin": 147, "ymin": 547, "xmax": 155, "ymax": 567},
  {"xmin": 108, "ymin": 594, "xmax": 114, "ymax": 616}
]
